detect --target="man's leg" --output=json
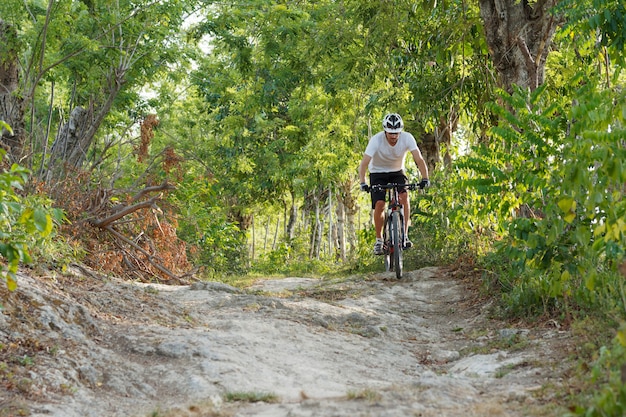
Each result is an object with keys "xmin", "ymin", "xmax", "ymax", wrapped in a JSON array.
[
  {"xmin": 374, "ymin": 200, "xmax": 386, "ymax": 239},
  {"xmin": 372, "ymin": 200, "xmax": 386, "ymax": 255},
  {"xmin": 399, "ymin": 192, "xmax": 410, "ymax": 235},
  {"xmin": 399, "ymin": 191, "xmax": 412, "ymax": 248},
  {"xmin": 369, "ymin": 172, "xmax": 388, "ymax": 255}
]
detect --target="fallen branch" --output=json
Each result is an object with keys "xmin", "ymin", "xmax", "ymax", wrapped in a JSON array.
[
  {"xmin": 88, "ymin": 181, "xmax": 174, "ymax": 228},
  {"xmin": 89, "ymin": 194, "xmax": 161, "ymax": 228},
  {"xmin": 128, "ymin": 180, "xmax": 175, "ymax": 205},
  {"xmin": 104, "ymin": 225, "xmax": 182, "ymax": 283},
  {"xmin": 85, "ymin": 181, "xmax": 191, "ymax": 283}
]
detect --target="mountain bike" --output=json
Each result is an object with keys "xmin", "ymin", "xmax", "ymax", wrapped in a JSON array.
[{"xmin": 370, "ymin": 182, "xmax": 424, "ymax": 279}]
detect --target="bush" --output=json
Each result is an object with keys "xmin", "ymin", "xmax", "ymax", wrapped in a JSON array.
[
  {"xmin": 571, "ymin": 325, "xmax": 626, "ymax": 416},
  {"xmin": 0, "ymin": 149, "xmax": 64, "ymax": 290}
]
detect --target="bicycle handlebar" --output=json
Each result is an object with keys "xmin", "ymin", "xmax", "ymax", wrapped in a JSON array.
[{"xmin": 369, "ymin": 182, "xmax": 425, "ymax": 192}]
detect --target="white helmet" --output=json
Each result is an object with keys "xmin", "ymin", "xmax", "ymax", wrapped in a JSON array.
[{"xmin": 382, "ymin": 113, "xmax": 404, "ymax": 133}]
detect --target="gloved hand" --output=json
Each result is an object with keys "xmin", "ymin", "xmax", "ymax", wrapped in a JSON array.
[
  {"xmin": 419, "ymin": 178, "xmax": 430, "ymax": 189},
  {"xmin": 360, "ymin": 183, "xmax": 370, "ymax": 192}
]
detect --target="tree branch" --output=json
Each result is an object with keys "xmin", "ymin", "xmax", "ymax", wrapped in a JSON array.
[
  {"xmin": 129, "ymin": 180, "xmax": 175, "ymax": 205},
  {"xmin": 90, "ymin": 195, "xmax": 160, "ymax": 228},
  {"xmin": 516, "ymin": 36, "xmax": 538, "ymax": 90},
  {"xmin": 88, "ymin": 181, "xmax": 174, "ymax": 227},
  {"xmin": 104, "ymin": 225, "xmax": 182, "ymax": 283}
]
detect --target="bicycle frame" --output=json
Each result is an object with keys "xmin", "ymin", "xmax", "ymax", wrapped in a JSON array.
[{"xmin": 370, "ymin": 182, "xmax": 421, "ymax": 279}]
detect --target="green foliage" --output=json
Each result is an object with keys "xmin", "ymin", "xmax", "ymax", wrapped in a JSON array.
[
  {"xmin": 252, "ymin": 248, "xmax": 340, "ymax": 277},
  {"xmin": 251, "ymin": 229, "xmax": 356, "ymax": 277},
  {"xmin": 0, "ymin": 121, "xmax": 12, "ymax": 136},
  {"xmin": 570, "ymin": 325, "xmax": 626, "ymax": 416},
  {"xmin": 0, "ymin": 150, "xmax": 63, "ymax": 291},
  {"xmin": 452, "ymin": 73, "xmax": 626, "ymax": 318},
  {"xmin": 197, "ymin": 221, "xmax": 248, "ymax": 277},
  {"xmin": 171, "ymin": 176, "xmax": 248, "ymax": 277},
  {"xmin": 393, "ymin": 170, "xmax": 496, "ymax": 275},
  {"xmin": 224, "ymin": 391, "xmax": 279, "ymax": 404},
  {"xmin": 557, "ymin": 0, "xmax": 626, "ymax": 66}
]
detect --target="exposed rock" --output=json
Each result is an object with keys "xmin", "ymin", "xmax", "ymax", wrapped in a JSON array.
[{"xmin": 0, "ymin": 266, "xmax": 573, "ymax": 417}]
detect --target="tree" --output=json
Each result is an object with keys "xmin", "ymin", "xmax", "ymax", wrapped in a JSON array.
[
  {"xmin": 0, "ymin": 147, "xmax": 60, "ymax": 291},
  {"xmin": 479, "ymin": 0, "xmax": 560, "ymax": 92},
  {"xmin": 0, "ymin": 0, "xmax": 197, "ymax": 181},
  {"xmin": 0, "ymin": 19, "xmax": 25, "ymax": 161},
  {"xmin": 43, "ymin": 0, "xmax": 195, "ymax": 182}
]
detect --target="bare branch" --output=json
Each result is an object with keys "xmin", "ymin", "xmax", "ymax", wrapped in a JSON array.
[
  {"xmin": 90, "ymin": 196, "xmax": 160, "ymax": 228},
  {"xmin": 104, "ymin": 225, "xmax": 182, "ymax": 283},
  {"xmin": 129, "ymin": 181, "xmax": 175, "ymax": 205},
  {"xmin": 88, "ymin": 181, "xmax": 174, "ymax": 228},
  {"xmin": 516, "ymin": 36, "xmax": 538, "ymax": 90}
]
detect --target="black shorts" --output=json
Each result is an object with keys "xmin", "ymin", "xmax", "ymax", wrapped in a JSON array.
[{"xmin": 369, "ymin": 171, "xmax": 408, "ymax": 209}]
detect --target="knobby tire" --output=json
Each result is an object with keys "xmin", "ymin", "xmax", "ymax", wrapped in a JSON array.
[
  {"xmin": 383, "ymin": 214, "xmax": 392, "ymax": 272},
  {"xmin": 391, "ymin": 211, "xmax": 403, "ymax": 279}
]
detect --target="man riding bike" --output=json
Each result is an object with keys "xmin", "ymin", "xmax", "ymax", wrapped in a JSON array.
[{"xmin": 358, "ymin": 113, "xmax": 430, "ymax": 255}]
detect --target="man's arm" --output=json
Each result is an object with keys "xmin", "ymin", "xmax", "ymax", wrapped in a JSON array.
[
  {"xmin": 359, "ymin": 154, "xmax": 372, "ymax": 184},
  {"xmin": 411, "ymin": 148, "xmax": 429, "ymax": 179}
]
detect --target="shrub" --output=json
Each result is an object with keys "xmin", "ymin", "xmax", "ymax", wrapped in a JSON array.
[{"xmin": 0, "ymin": 149, "xmax": 64, "ymax": 291}]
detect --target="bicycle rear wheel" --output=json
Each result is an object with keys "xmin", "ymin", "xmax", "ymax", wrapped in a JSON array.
[{"xmin": 391, "ymin": 211, "xmax": 403, "ymax": 279}]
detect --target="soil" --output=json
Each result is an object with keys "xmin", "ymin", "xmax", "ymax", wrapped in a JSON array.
[{"xmin": 0, "ymin": 264, "xmax": 575, "ymax": 417}]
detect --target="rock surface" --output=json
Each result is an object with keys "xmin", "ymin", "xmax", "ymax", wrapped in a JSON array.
[{"xmin": 0, "ymin": 266, "xmax": 572, "ymax": 416}]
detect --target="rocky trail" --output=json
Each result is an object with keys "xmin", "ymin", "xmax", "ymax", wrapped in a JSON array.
[{"xmin": 0, "ymin": 265, "xmax": 574, "ymax": 416}]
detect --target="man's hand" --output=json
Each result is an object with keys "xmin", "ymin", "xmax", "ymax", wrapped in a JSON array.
[
  {"xmin": 360, "ymin": 183, "xmax": 370, "ymax": 192},
  {"xmin": 419, "ymin": 178, "xmax": 430, "ymax": 189}
]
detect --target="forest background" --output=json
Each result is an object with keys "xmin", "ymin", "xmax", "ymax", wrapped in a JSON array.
[{"xmin": 1, "ymin": 0, "xmax": 625, "ymax": 414}]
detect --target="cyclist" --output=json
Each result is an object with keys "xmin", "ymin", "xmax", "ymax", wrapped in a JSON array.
[{"xmin": 358, "ymin": 113, "xmax": 430, "ymax": 255}]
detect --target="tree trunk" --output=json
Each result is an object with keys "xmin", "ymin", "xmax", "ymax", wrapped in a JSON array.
[
  {"xmin": 479, "ymin": 0, "xmax": 559, "ymax": 92},
  {"xmin": 419, "ymin": 132, "xmax": 439, "ymax": 176},
  {"xmin": 286, "ymin": 189, "xmax": 297, "ymax": 243},
  {"xmin": 264, "ymin": 217, "xmax": 270, "ymax": 252},
  {"xmin": 438, "ymin": 112, "xmax": 458, "ymax": 169},
  {"xmin": 309, "ymin": 189, "xmax": 321, "ymax": 259},
  {"xmin": 250, "ymin": 213, "xmax": 255, "ymax": 262},
  {"xmin": 46, "ymin": 60, "xmax": 129, "ymax": 181},
  {"xmin": 335, "ymin": 191, "xmax": 346, "ymax": 261},
  {"xmin": 327, "ymin": 187, "xmax": 333, "ymax": 258},
  {"xmin": 46, "ymin": 105, "xmax": 93, "ymax": 179},
  {"xmin": 0, "ymin": 20, "xmax": 26, "ymax": 163},
  {"xmin": 339, "ymin": 180, "xmax": 359, "ymax": 257},
  {"xmin": 416, "ymin": 110, "xmax": 458, "ymax": 174},
  {"xmin": 272, "ymin": 217, "xmax": 280, "ymax": 250}
]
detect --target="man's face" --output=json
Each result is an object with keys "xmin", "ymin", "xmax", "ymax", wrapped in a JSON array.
[{"xmin": 385, "ymin": 131, "xmax": 400, "ymax": 145}]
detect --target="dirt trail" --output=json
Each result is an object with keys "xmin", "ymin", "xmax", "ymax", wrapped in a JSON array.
[{"xmin": 0, "ymin": 265, "xmax": 572, "ymax": 417}]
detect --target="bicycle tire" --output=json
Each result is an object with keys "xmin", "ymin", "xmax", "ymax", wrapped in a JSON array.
[
  {"xmin": 391, "ymin": 211, "xmax": 403, "ymax": 279},
  {"xmin": 384, "ymin": 251, "xmax": 392, "ymax": 272},
  {"xmin": 383, "ymin": 214, "xmax": 392, "ymax": 272}
]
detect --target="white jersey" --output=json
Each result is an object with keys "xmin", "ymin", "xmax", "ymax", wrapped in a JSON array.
[{"xmin": 364, "ymin": 131, "xmax": 418, "ymax": 173}]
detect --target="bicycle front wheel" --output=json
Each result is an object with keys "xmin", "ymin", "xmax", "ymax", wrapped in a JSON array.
[
  {"xmin": 383, "ymin": 215, "xmax": 392, "ymax": 272},
  {"xmin": 391, "ymin": 211, "xmax": 403, "ymax": 279}
]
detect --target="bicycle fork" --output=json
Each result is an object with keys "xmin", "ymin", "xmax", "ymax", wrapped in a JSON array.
[
  {"xmin": 386, "ymin": 210, "xmax": 405, "ymax": 245},
  {"xmin": 383, "ymin": 209, "xmax": 405, "ymax": 252}
]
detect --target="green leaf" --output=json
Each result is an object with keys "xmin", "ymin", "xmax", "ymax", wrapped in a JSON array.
[
  {"xmin": 557, "ymin": 197, "xmax": 576, "ymax": 213},
  {"xmin": 6, "ymin": 272, "xmax": 17, "ymax": 291},
  {"xmin": 0, "ymin": 121, "xmax": 13, "ymax": 135},
  {"xmin": 593, "ymin": 223, "xmax": 606, "ymax": 238},
  {"xmin": 34, "ymin": 209, "xmax": 53, "ymax": 236},
  {"xmin": 563, "ymin": 212, "xmax": 576, "ymax": 223},
  {"xmin": 617, "ymin": 328, "xmax": 626, "ymax": 347},
  {"xmin": 584, "ymin": 272, "xmax": 595, "ymax": 291}
]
